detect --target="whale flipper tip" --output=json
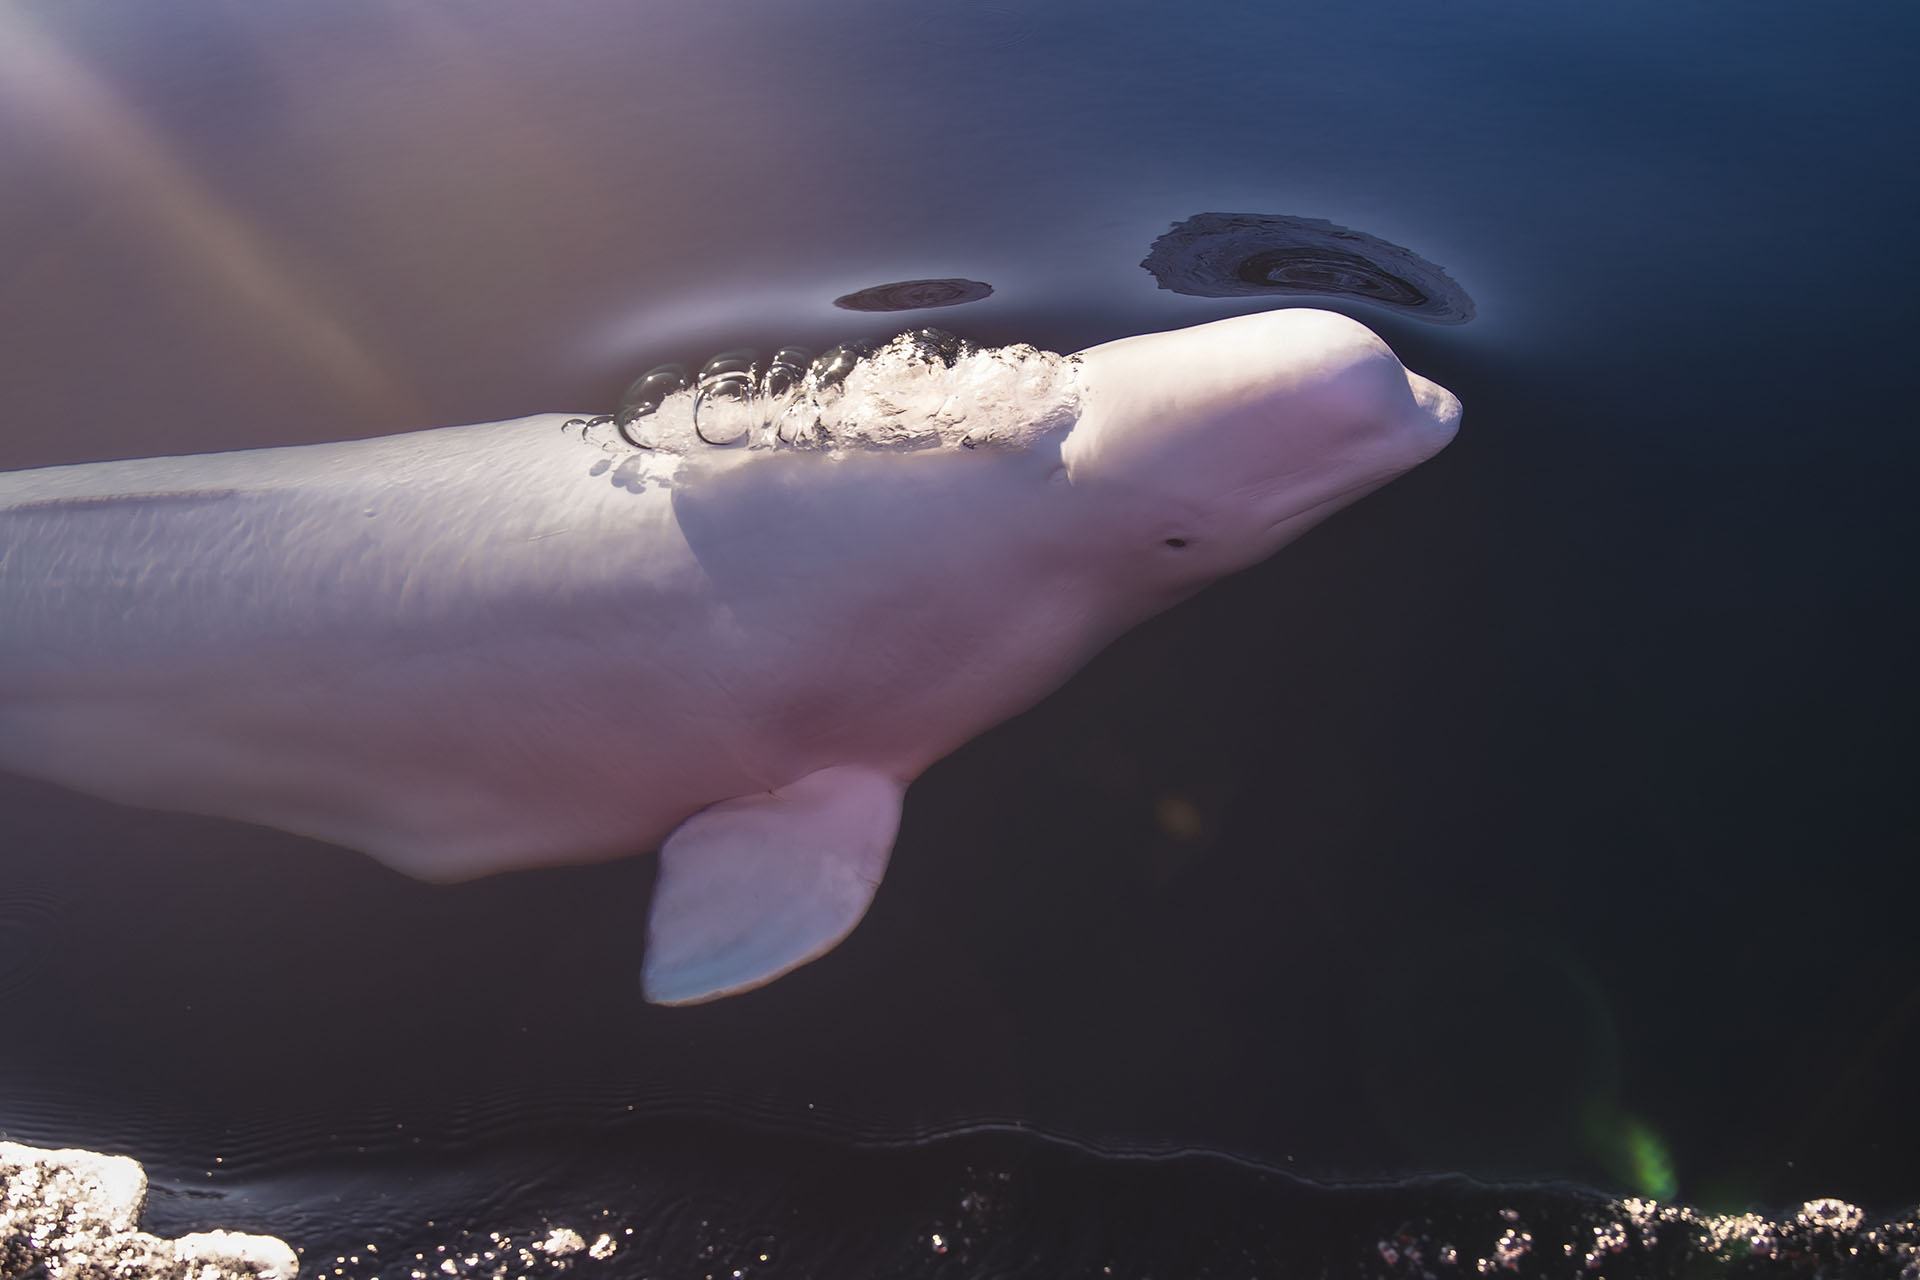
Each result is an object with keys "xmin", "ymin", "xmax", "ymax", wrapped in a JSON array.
[{"xmin": 641, "ymin": 765, "xmax": 904, "ymax": 1005}]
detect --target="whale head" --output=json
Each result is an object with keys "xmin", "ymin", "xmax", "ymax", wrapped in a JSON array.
[{"xmin": 1061, "ymin": 308, "xmax": 1461, "ymax": 594}]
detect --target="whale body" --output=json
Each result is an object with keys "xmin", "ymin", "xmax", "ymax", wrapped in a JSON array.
[{"xmin": 0, "ymin": 309, "xmax": 1460, "ymax": 1004}]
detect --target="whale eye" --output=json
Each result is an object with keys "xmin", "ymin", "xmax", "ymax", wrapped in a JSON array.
[{"xmin": 1163, "ymin": 537, "xmax": 1189, "ymax": 549}]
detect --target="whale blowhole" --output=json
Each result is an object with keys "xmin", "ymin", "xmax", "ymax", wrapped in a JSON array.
[{"xmin": 1141, "ymin": 212, "xmax": 1474, "ymax": 324}]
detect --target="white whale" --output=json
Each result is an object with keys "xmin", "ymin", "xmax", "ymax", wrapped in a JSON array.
[{"xmin": 0, "ymin": 309, "xmax": 1460, "ymax": 1004}]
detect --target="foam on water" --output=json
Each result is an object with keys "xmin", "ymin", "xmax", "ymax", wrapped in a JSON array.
[
  {"xmin": 9, "ymin": 1133, "xmax": 1918, "ymax": 1280},
  {"xmin": 1, "ymin": 1142, "xmax": 296, "ymax": 1280},
  {"xmin": 564, "ymin": 329, "xmax": 1082, "ymax": 463}
]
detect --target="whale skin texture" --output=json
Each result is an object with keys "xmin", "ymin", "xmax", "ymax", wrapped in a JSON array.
[{"xmin": 0, "ymin": 309, "xmax": 1461, "ymax": 1004}]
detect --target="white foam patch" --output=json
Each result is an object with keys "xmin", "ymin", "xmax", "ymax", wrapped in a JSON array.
[
  {"xmin": 1, "ymin": 1141, "xmax": 298, "ymax": 1279},
  {"xmin": 809, "ymin": 338, "xmax": 1081, "ymax": 452},
  {"xmin": 575, "ymin": 335, "xmax": 1081, "ymax": 461}
]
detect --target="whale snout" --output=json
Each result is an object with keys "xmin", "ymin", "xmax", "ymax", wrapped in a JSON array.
[
  {"xmin": 1406, "ymin": 369, "xmax": 1463, "ymax": 451},
  {"xmin": 1062, "ymin": 311, "xmax": 1462, "ymax": 575}
]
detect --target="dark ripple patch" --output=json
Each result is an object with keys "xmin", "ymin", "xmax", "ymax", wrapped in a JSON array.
[
  {"xmin": 1142, "ymin": 212, "xmax": 1475, "ymax": 324},
  {"xmin": 132, "ymin": 1122, "xmax": 1920, "ymax": 1280},
  {"xmin": 0, "ymin": 1061, "xmax": 1020, "ymax": 1188},
  {"xmin": 833, "ymin": 278, "xmax": 993, "ymax": 312},
  {"xmin": 0, "ymin": 880, "xmax": 66, "ymax": 1001}
]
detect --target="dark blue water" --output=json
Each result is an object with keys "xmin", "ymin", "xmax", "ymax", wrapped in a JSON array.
[{"xmin": 2, "ymin": 1, "xmax": 1916, "ymax": 1274}]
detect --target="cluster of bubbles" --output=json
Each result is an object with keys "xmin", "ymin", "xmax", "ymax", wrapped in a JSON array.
[
  {"xmin": 567, "ymin": 329, "xmax": 977, "ymax": 453},
  {"xmin": 0, "ymin": 874, "xmax": 62, "ymax": 1002},
  {"xmin": 562, "ymin": 209, "xmax": 1469, "ymax": 458}
]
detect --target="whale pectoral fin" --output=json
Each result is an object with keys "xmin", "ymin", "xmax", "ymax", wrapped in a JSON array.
[{"xmin": 641, "ymin": 765, "xmax": 905, "ymax": 1006}]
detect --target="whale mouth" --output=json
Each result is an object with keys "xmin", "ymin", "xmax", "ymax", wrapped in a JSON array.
[
  {"xmin": 1256, "ymin": 388, "xmax": 1460, "ymax": 539},
  {"xmin": 1261, "ymin": 473, "xmax": 1393, "ymax": 537},
  {"xmin": 564, "ymin": 330, "xmax": 1082, "ymax": 461}
]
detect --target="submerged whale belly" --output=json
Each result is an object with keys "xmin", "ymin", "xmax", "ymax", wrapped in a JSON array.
[
  {"xmin": 0, "ymin": 414, "xmax": 1090, "ymax": 880},
  {"xmin": 0, "ymin": 631, "xmax": 746, "ymax": 879},
  {"xmin": 0, "ymin": 418, "xmax": 772, "ymax": 877}
]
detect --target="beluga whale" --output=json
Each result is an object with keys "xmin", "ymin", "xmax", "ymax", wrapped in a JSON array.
[{"xmin": 0, "ymin": 308, "xmax": 1461, "ymax": 1004}]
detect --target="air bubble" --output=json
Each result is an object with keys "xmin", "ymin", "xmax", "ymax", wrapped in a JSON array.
[
  {"xmin": 902, "ymin": 328, "xmax": 969, "ymax": 367},
  {"xmin": 760, "ymin": 347, "xmax": 812, "ymax": 402},
  {"xmin": 693, "ymin": 350, "xmax": 758, "ymax": 446},
  {"xmin": 761, "ymin": 346, "xmax": 814, "ymax": 444},
  {"xmin": 618, "ymin": 365, "xmax": 688, "ymax": 419},
  {"xmin": 810, "ymin": 340, "xmax": 877, "ymax": 391},
  {"xmin": 615, "ymin": 364, "xmax": 688, "ymax": 447}
]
